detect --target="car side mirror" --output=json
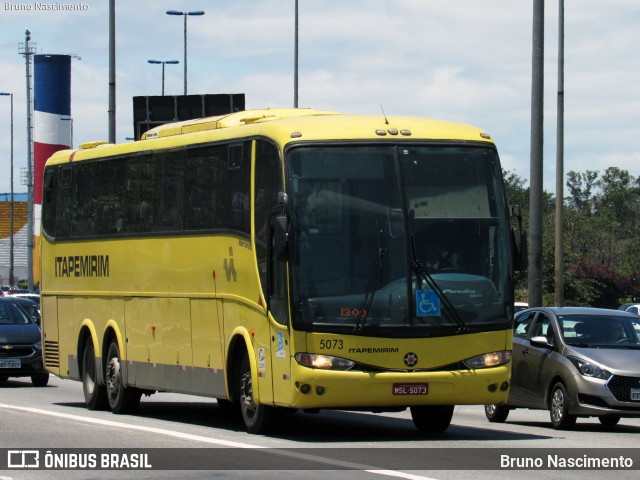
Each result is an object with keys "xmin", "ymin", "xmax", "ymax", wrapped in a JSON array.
[{"xmin": 530, "ymin": 335, "xmax": 550, "ymax": 348}]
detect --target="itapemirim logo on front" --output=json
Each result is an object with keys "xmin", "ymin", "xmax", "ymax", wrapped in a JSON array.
[{"xmin": 3, "ymin": 2, "xmax": 90, "ymax": 12}]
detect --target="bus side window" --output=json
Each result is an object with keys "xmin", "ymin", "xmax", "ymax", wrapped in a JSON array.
[
  {"xmin": 42, "ymin": 167, "xmax": 57, "ymax": 236},
  {"xmin": 56, "ymin": 165, "xmax": 73, "ymax": 237}
]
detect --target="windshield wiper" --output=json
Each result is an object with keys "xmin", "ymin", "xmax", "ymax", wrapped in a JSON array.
[
  {"xmin": 411, "ymin": 255, "xmax": 467, "ymax": 333},
  {"xmin": 353, "ymin": 248, "xmax": 387, "ymax": 333}
]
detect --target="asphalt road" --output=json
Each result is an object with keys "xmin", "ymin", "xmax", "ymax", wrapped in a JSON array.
[{"xmin": 1, "ymin": 375, "xmax": 639, "ymax": 480}]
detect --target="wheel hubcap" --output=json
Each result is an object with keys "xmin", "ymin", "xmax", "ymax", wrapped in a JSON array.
[
  {"xmin": 106, "ymin": 356, "xmax": 121, "ymax": 395},
  {"xmin": 240, "ymin": 371, "xmax": 256, "ymax": 415},
  {"xmin": 551, "ymin": 389, "xmax": 564, "ymax": 422}
]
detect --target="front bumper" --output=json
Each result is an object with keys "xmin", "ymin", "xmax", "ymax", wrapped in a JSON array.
[
  {"xmin": 0, "ymin": 347, "xmax": 47, "ymax": 378},
  {"xmin": 568, "ymin": 373, "xmax": 640, "ymax": 417},
  {"xmin": 288, "ymin": 362, "xmax": 511, "ymax": 409}
]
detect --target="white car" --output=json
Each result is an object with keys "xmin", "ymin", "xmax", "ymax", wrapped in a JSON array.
[
  {"xmin": 618, "ymin": 303, "xmax": 640, "ymax": 315},
  {"xmin": 514, "ymin": 301, "xmax": 528, "ymax": 314}
]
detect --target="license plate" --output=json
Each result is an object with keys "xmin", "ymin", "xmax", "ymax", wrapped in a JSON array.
[
  {"xmin": 631, "ymin": 389, "xmax": 640, "ymax": 401},
  {"xmin": 393, "ymin": 383, "xmax": 428, "ymax": 395},
  {"xmin": 0, "ymin": 359, "xmax": 21, "ymax": 369}
]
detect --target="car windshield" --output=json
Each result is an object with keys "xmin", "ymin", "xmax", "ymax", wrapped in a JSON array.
[
  {"xmin": 0, "ymin": 302, "xmax": 32, "ymax": 325},
  {"xmin": 561, "ymin": 314, "xmax": 640, "ymax": 347}
]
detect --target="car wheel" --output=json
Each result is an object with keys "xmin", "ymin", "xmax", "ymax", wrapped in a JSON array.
[
  {"xmin": 239, "ymin": 351, "xmax": 274, "ymax": 434},
  {"xmin": 31, "ymin": 374, "xmax": 49, "ymax": 387},
  {"xmin": 105, "ymin": 339, "xmax": 141, "ymax": 414},
  {"xmin": 484, "ymin": 404, "xmax": 510, "ymax": 423},
  {"xmin": 549, "ymin": 382, "xmax": 576, "ymax": 429},
  {"xmin": 599, "ymin": 416, "xmax": 621, "ymax": 426},
  {"xmin": 410, "ymin": 405, "xmax": 454, "ymax": 433}
]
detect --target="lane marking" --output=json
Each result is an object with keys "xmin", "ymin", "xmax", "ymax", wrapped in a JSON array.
[{"xmin": 0, "ymin": 403, "xmax": 438, "ymax": 480}]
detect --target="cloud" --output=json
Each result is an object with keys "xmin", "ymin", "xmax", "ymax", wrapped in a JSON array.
[{"xmin": 0, "ymin": 0, "xmax": 638, "ymax": 196}]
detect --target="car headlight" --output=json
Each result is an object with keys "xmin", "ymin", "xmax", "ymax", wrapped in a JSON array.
[
  {"xmin": 568, "ymin": 356, "xmax": 611, "ymax": 380},
  {"xmin": 34, "ymin": 341, "xmax": 42, "ymax": 351},
  {"xmin": 294, "ymin": 353, "xmax": 355, "ymax": 370},
  {"xmin": 463, "ymin": 350, "xmax": 512, "ymax": 369}
]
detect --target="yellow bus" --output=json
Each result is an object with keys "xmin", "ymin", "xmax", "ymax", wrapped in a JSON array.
[{"xmin": 40, "ymin": 108, "xmax": 520, "ymax": 434}]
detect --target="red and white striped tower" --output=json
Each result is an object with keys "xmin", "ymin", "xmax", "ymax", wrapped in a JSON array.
[{"xmin": 33, "ymin": 54, "xmax": 71, "ymax": 284}]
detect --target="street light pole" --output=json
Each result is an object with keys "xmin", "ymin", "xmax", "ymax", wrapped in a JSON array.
[
  {"xmin": 166, "ymin": 10, "xmax": 205, "ymax": 95},
  {"xmin": 148, "ymin": 60, "xmax": 179, "ymax": 96},
  {"xmin": 0, "ymin": 92, "xmax": 14, "ymax": 286},
  {"xmin": 19, "ymin": 29, "xmax": 36, "ymax": 291},
  {"xmin": 554, "ymin": 0, "xmax": 565, "ymax": 306}
]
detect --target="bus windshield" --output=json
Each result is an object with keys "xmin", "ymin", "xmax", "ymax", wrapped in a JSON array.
[{"xmin": 287, "ymin": 144, "xmax": 512, "ymax": 336}]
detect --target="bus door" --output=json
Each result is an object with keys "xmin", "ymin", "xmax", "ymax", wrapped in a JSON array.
[{"xmin": 267, "ymin": 213, "xmax": 292, "ymax": 405}]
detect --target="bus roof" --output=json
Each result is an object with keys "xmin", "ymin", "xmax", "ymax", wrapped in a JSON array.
[{"xmin": 44, "ymin": 108, "xmax": 495, "ymax": 166}]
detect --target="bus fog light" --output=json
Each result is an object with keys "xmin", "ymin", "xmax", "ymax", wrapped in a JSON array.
[
  {"xmin": 300, "ymin": 384, "xmax": 311, "ymax": 394},
  {"xmin": 316, "ymin": 386, "xmax": 325, "ymax": 395},
  {"xmin": 500, "ymin": 381, "xmax": 509, "ymax": 391},
  {"xmin": 488, "ymin": 383, "xmax": 497, "ymax": 392}
]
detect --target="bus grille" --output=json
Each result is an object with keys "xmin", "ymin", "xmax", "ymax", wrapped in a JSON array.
[
  {"xmin": 607, "ymin": 375, "xmax": 640, "ymax": 402},
  {"xmin": 44, "ymin": 341, "xmax": 60, "ymax": 368}
]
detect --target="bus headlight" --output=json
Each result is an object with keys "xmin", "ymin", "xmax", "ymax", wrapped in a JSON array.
[
  {"xmin": 463, "ymin": 350, "xmax": 511, "ymax": 369},
  {"xmin": 294, "ymin": 353, "xmax": 355, "ymax": 370}
]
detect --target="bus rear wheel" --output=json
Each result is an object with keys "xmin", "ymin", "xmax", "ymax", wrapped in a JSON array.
[
  {"xmin": 239, "ymin": 352, "xmax": 274, "ymax": 434},
  {"xmin": 410, "ymin": 405, "xmax": 454, "ymax": 433},
  {"xmin": 82, "ymin": 340, "xmax": 108, "ymax": 410},
  {"xmin": 105, "ymin": 339, "xmax": 141, "ymax": 414}
]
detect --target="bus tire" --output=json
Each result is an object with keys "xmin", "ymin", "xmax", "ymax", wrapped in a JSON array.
[
  {"xmin": 217, "ymin": 398, "xmax": 239, "ymax": 414},
  {"xmin": 239, "ymin": 351, "xmax": 274, "ymax": 434},
  {"xmin": 82, "ymin": 340, "xmax": 108, "ymax": 410},
  {"xmin": 105, "ymin": 339, "xmax": 141, "ymax": 414},
  {"xmin": 410, "ymin": 405, "xmax": 454, "ymax": 433}
]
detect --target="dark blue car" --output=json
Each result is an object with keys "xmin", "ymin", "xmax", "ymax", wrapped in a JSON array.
[{"xmin": 0, "ymin": 297, "xmax": 49, "ymax": 386}]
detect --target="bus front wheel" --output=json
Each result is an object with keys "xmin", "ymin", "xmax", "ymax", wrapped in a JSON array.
[
  {"xmin": 410, "ymin": 405, "xmax": 454, "ymax": 433},
  {"xmin": 105, "ymin": 339, "xmax": 141, "ymax": 414},
  {"xmin": 82, "ymin": 340, "xmax": 108, "ymax": 410},
  {"xmin": 239, "ymin": 352, "xmax": 274, "ymax": 434}
]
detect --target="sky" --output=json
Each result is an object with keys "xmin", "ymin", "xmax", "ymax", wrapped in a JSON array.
[{"xmin": 0, "ymin": 0, "xmax": 638, "ymax": 196}]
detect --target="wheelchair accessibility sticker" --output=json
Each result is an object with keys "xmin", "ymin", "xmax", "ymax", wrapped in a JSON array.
[{"xmin": 416, "ymin": 290, "xmax": 440, "ymax": 316}]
